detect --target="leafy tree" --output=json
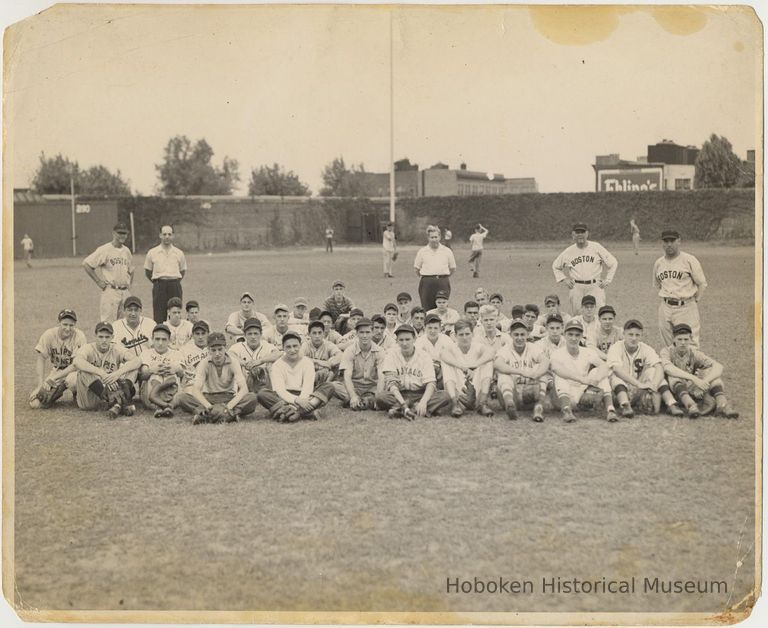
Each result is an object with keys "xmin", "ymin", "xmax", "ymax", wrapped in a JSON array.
[
  {"xmin": 248, "ymin": 163, "xmax": 310, "ymax": 196},
  {"xmin": 30, "ymin": 152, "xmax": 131, "ymax": 195},
  {"xmin": 319, "ymin": 156, "xmax": 368, "ymax": 197},
  {"xmin": 155, "ymin": 135, "xmax": 240, "ymax": 195},
  {"xmin": 694, "ymin": 134, "xmax": 742, "ymax": 189}
]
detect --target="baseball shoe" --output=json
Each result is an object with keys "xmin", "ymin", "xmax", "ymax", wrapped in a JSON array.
[
  {"xmin": 387, "ymin": 407, "xmax": 403, "ymax": 419},
  {"xmin": 472, "ymin": 272, "xmax": 479, "ymax": 278},
  {"xmin": 504, "ymin": 404, "xmax": 518, "ymax": 420},
  {"xmin": 561, "ymin": 407, "xmax": 577, "ymax": 423},
  {"xmin": 686, "ymin": 404, "xmax": 700, "ymax": 419},
  {"xmin": 667, "ymin": 403, "xmax": 684, "ymax": 417},
  {"xmin": 699, "ymin": 394, "xmax": 717, "ymax": 416},
  {"xmin": 619, "ymin": 403, "xmax": 634, "ymax": 418},
  {"xmin": 107, "ymin": 403, "xmax": 121, "ymax": 419},
  {"xmin": 716, "ymin": 403, "xmax": 739, "ymax": 419},
  {"xmin": 401, "ymin": 406, "xmax": 417, "ymax": 421},
  {"xmin": 161, "ymin": 407, "xmax": 174, "ymax": 418},
  {"xmin": 477, "ymin": 403, "xmax": 495, "ymax": 417},
  {"xmin": 450, "ymin": 401, "xmax": 464, "ymax": 418},
  {"xmin": 225, "ymin": 410, "xmax": 239, "ymax": 423},
  {"xmin": 606, "ymin": 408, "xmax": 619, "ymax": 423},
  {"xmin": 153, "ymin": 408, "xmax": 165, "ymax": 418},
  {"xmin": 362, "ymin": 396, "xmax": 377, "ymax": 411},
  {"xmin": 192, "ymin": 413, "xmax": 208, "ymax": 425},
  {"xmin": 123, "ymin": 404, "xmax": 136, "ymax": 417},
  {"xmin": 532, "ymin": 404, "xmax": 544, "ymax": 422}
]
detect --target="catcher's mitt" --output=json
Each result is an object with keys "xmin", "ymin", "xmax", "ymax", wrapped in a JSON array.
[
  {"xmin": 32, "ymin": 379, "xmax": 68, "ymax": 409},
  {"xmin": 631, "ymin": 389, "xmax": 656, "ymax": 415},
  {"xmin": 208, "ymin": 403, "xmax": 231, "ymax": 423},
  {"xmin": 248, "ymin": 365, "xmax": 269, "ymax": 385}
]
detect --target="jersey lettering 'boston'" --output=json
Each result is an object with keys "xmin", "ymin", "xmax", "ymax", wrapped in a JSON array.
[
  {"xmin": 569, "ymin": 255, "xmax": 595, "ymax": 267},
  {"xmin": 656, "ymin": 269, "xmax": 691, "ymax": 282}
]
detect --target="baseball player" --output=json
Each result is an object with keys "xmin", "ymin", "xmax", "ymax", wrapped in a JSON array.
[
  {"xmin": 474, "ymin": 304, "xmax": 511, "ymax": 351},
  {"xmin": 474, "ymin": 287, "xmax": 490, "ymax": 306},
  {"xmin": 440, "ymin": 319, "xmax": 495, "ymax": 417},
  {"xmin": 523, "ymin": 304, "xmax": 541, "ymax": 338},
  {"xmin": 660, "ymin": 323, "xmax": 738, "ymax": 419},
  {"xmin": 606, "ymin": 319, "xmax": 683, "ymax": 418},
  {"xmin": 468, "ymin": 223, "xmax": 489, "ymax": 278},
  {"xmin": 302, "ymin": 320, "xmax": 342, "ymax": 383},
  {"xmin": 225, "ymin": 292, "xmax": 272, "ymax": 343},
  {"xmin": 185, "ymin": 300, "xmax": 201, "ymax": 324},
  {"xmin": 382, "ymin": 223, "xmax": 397, "ymax": 278},
  {"xmin": 463, "ymin": 301, "xmax": 481, "ymax": 329},
  {"xmin": 415, "ymin": 313, "xmax": 455, "ymax": 389},
  {"xmin": 256, "ymin": 332, "xmax": 336, "ymax": 422},
  {"xmin": 552, "ymin": 222, "xmax": 618, "ymax": 313},
  {"xmin": 29, "ymin": 309, "xmax": 87, "ymax": 408},
  {"xmin": 113, "ymin": 296, "xmax": 156, "ymax": 359},
  {"xmin": 371, "ymin": 315, "xmax": 397, "ymax": 350},
  {"xmin": 21, "ymin": 233, "xmax": 34, "ymax": 268},
  {"xmin": 165, "ymin": 297, "xmax": 193, "ymax": 350},
  {"xmin": 593, "ymin": 305, "xmax": 623, "ymax": 355},
  {"xmin": 82, "ymin": 222, "xmax": 134, "ymax": 323},
  {"xmin": 489, "ymin": 294, "xmax": 511, "ymax": 332},
  {"xmin": 549, "ymin": 319, "xmax": 618, "ymax": 423},
  {"xmin": 264, "ymin": 304, "xmax": 296, "ymax": 347},
  {"xmin": 375, "ymin": 324, "xmax": 452, "ymax": 419},
  {"xmin": 494, "ymin": 320, "xmax": 549, "ymax": 422},
  {"xmin": 337, "ymin": 308, "xmax": 365, "ymax": 351},
  {"xmin": 536, "ymin": 295, "xmax": 570, "ymax": 330},
  {"xmin": 396, "ymin": 292, "xmax": 413, "ymax": 324},
  {"xmin": 178, "ymin": 320, "xmax": 210, "ymax": 388},
  {"xmin": 323, "ymin": 280, "xmax": 355, "ymax": 328},
  {"xmin": 72, "ymin": 321, "xmax": 136, "ymax": 418},
  {"xmin": 333, "ymin": 318, "xmax": 385, "ymax": 409},
  {"xmin": 653, "ymin": 229, "xmax": 707, "ymax": 347},
  {"xmin": 175, "ymin": 332, "xmax": 260, "ymax": 425},
  {"xmin": 382, "ymin": 303, "xmax": 399, "ymax": 340},
  {"xmin": 427, "ymin": 290, "xmax": 461, "ymax": 335},
  {"xmin": 318, "ymin": 310, "xmax": 343, "ymax": 345},
  {"xmin": 630, "ymin": 218, "xmax": 641, "ymax": 255},
  {"xmin": 228, "ymin": 317, "xmax": 282, "ymax": 393},
  {"xmin": 570, "ymin": 295, "xmax": 601, "ymax": 347},
  {"xmin": 288, "ymin": 297, "xmax": 310, "ymax": 335},
  {"xmin": 536, "ymin": 313, "xmax": 567, "ymax": 408},
  {"xmin": 409, "ymin": 308, "xmax": 427, "ymax": 337},
  {"xmin": 325, "ymin": 225, "xmax": 335, "ymax": 253}
]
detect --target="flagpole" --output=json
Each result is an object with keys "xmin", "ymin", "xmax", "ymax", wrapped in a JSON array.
[{"xmin": 389, "ymin": 10, "xmax": 395, "ymax": 224}]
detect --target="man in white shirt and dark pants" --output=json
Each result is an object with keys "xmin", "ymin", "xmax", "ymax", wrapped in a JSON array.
[
  {"xmin": 144, "ymin": 225, "xmax": 187, "ymax": 325},
  {"xmin": 382, "ymin": 222, "xmax": 397, "ymax": 278},
  {"xmin": 468, "ymin": 223, "xmax": 489, "ymax": 278},
  {"xmin": 552, "ymin": 222, "xmax": 618, "ymax": 314},
  {"xmin": 414, "ymin": 226, "xmax": 456, "ymax": 311}
]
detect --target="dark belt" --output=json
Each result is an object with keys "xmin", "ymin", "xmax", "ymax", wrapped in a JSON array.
[
  {"xmin": 154, "ymin": 277, "xmax": 181, "ymax": 282},
  {"xmin": 573, "ymin": 279, "xmax": 596, "ymax": 285},
  {"xmin": 421, "ymin": 274, "xmax": 446, "ymax": 279},
  {"xmin": 664, "ymin": 298, "xmax": 686, "ymax": 306}
]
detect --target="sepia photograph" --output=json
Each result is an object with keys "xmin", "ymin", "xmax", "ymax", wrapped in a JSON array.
[{"xmin": 1, "ymin": 1, "xmax": 762, "ymax": 625}]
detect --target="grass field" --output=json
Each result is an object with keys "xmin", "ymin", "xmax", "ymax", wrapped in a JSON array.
[{"xmin": 9, "ymin": 241, "xmax": 757, "ymax": 615}]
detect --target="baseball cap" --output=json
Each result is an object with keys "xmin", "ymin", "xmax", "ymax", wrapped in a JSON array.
[
  {"xmin": 371, "ymin": 314, "xmax": 386, "ymax": 325},
  {"xmin": 435, "ymin": 290, "xmax": 449, "ymax": 300},
  {"xmin": 394, "ymin": 324, "xmax": 416, "ymax": 336},
  {"xmin": 95, "ymin": 321, "xmax": 113, "ymax": 334},
  {"xmin": 564, "ymin": 319, "xmax": 584, "ymax": 333},
  {"xmin": 509, "ymin": 320, "xmax": 528, "ymax": 332},
  {"xmin": 672, "ymin": 323, "xmax": 693, "ymax": 336},
  {"xmin": 573, "ymin": 222, "xmax": 588, "ymax": 232},
  {"xmin": 489, "ymin": 293, "xmax": 503, "ymax": 302},
  {"xmin": 661, "ymin": 229, "xmax": 681, "ymax": 240},
  {"xmin": 623, "ymin": 319, "xmax": 644, "ymax": 331},
  {"xmin": 192, "ymin": 320, "xmax": 210, "ymax": 333},
  {"xmin": 58, "ymin": 308, "xmax": 77, "ymax": 322},
  {"xmin": 274, "ymin": 303, "xmax": 289, "ymax": 314},
  {"xmin": 152, "ymin": 323, "xmax": 171, "ymax": 337},
  {"xmin": 598, "ymin": 305, "xmax": 616, "ymax": 317},
  {"xmin": 332, "ymin": 280, "xmax": 345, "ymax": 288},
  {"xmin": 581, "ymin": 295, "xmax": 597, "ymax": 306},
  {"xmin": 281, "ymin": 331, "xmax": 303, "ymax": 346},
  {"xmin": 294, "ymin": 297, "xmax": 309, "ymax": 307},
  {"xmin": 207, "ymin": 331, "xmax": 227, "ymax": 347},
  {"xmin": 243, "ymin": 317, "xmax": 263, "ymax": 332},
  {"xmin": 524, "ymin": 303, "xmax": 540, "ymax": 314},
  {"xmin": 544, "ymin": 294, "xmax": 560, "ymax": 306},
  {"xmin": 124, "ymin": 296, "xmax": 142, "ymax": 309},
  {"xmin": 349, "ymin": 307, "xmax": 364, "ymax": 317},
  {"xmin": 185, "ymin": 300, "xmax": 199, "ymax": 311},
  {"xmin": 425, "ymin": 313, "xmax": 442, "ymax": 325},
  {"xmin": 510, "ymin": 305, "xmax": 525, "ymax": 318},
  {"xmin": 308, "ymin": 320, "xmax": 325, "ymax": 333},
  {"xmin": 113, "ymin": 223, "xmax": 130, "ymax": 233},
  {"xmin": 308, "ymin": 307, "xmax": 322, "ymax": 321},
  {"xmin": 318, "ymin": 310, "xmax": 333, "ymax": 320},
  {"xmin": 383, "ymin": 302, "xmax": 398, "ymax": 313},
  {"xmin": 546, "ymin": 313, "xmax": 564, "ymax": 325},
  {"xmin": 240, "ymin": 292, "xmax": 254, "ymax": 302},
  {"xmin": 355, "ymin": 317, "xmax": 373, "ymax": 330},
  {"xmin": 396, "ymin": 292, "xmax": 412, "ymax": 303}
]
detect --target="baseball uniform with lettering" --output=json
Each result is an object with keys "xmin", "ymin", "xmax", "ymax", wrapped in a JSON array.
[
  {"xmin": 550, "ymin": 345, "xmax": 611, "ymax": 404},
  {"xmin": 35, "ymin": 327, "xmax": 88, "ymax": 375},
  {"xmin": 83, "ymin": 243, "xmax": 134, "ymax": 323},
  {"xmin": 653, "ymin": 252, "xmax": 707, "ymax": 347},
  {"xmin": 606, "ymin": 341, "xmax": 662, "ymax": 392},
  {"xmin": 113, "ymin": 317, "xmax": 156, "ymax": 357},
  {"xmin": 496, "ymin": 342, "xmax": 545, "ymax": 405},
  {"xmin": 552, "ymin": 241, "xmax": 618, "ymax": 312},
  {"xmin": 74, "ymin": 342, "xmax": 131, "ymax": 409}
]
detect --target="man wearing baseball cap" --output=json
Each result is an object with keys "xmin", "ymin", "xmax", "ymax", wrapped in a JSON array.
[
  {"xmin": 323, "ymin": 280, "xmax": 355, "ymax": 329},
  {"xmin": 337, "ymin": 308, "xmax": 366, "ymax": 350},
  {"xmin": 225, "ymin": 292, "xmax": 272, "ymax": 344},
  {"xmin": 178, "ymin": 319, "xmax": 211, "ymax": 389},
  {"xmin": 375, "ymin": 324, "xmax": 452, "ymax": 419},
  {"xmin": 334, "ymin": 317, "xmax": 385, "ymax": 410},
  {"xmin": 549, "ymin": 318, "xmax": 618, "ymax": 423},
  {"xmin": 72, "ymin": 321, "xmax": 136, "ymax": 418},
  {"xmin": 288, "ymin": 297, "xmax": 311, "ymax": 335},
  {"xmin": 594, "ymin": 305, "xmax": 623, "ymax": 355},
  {"xmin": 113, "ymin": 296, "xmax": 157, "ymax": 360},
  {"xmin": 229, "ymin": 317, "xmax": 282, "ymax": 393},
  {"xmin": 82, "ymin": 222, "xmax": 134, "ymax": 323},
  {"xmin": 552, "ymin": 222, "xmax": 618, "ymax": 314},
  {"xmin": 175, "ymin": 332, "xmax": 260, "ymax": 424},
  {"xmin": 653, "ymin": 229, "xmax": 707, "ymax": 347},
  {"xmin": 302, "ymin": 319, "xmax": 342, "ymax": 384},
  {"xmin": 427, "ymin": 290, "xmax": 461, "ymax": 335},
  {"xmin": 264, "ymin": 304, "xmax": 295, "ymax": 347},
  {"xmin": 570, "ymin": 294, "xmax": 600, "ymax": 347},
  {"xmin": 396, "ymin": 292, "xmax": 413, "ymax": 324},
  {"xmin": 29, "ymin": 309, "xmax": 87, "ymax": 409}
]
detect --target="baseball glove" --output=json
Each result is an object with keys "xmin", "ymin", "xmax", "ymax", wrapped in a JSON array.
[
  {"xmin": 32, "ymin": 379, "xmax": 68, "ymax": 408},
  {"xmin": 458, "ymin": 370, "xmax": 477, "ymax": 409},
  {"xmin": 208, "ymin": 403, "xmax": 231, "ymax": 423},
  {"xmin": 391, "ymin": 251, "xmax": 399, "ymax": 262},
  {"xmin": 272, "ymin": 403, "xmax": 301, "ymax": 423},
  {"xmin": 632, "ymin": 389, "xmax": 656, "ymax": 415},
  {"xmin": 248, "ymin": 364, "xmax": 269, "ymax": 385}
]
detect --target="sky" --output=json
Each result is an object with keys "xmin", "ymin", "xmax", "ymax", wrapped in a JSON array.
[{"xmin": 3, "ymin": 2, "xmax": 761, "ymax": 195}]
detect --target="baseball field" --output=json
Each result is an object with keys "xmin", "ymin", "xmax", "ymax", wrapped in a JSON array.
[{"xmin": 7, "ymin": 241, "xmax": 758, "ymax": 617}]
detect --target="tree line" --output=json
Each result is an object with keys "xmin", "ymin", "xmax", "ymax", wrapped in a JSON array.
[{"xmin": 28, "ymin": 133, "xmax": 754, "ymax": 197}]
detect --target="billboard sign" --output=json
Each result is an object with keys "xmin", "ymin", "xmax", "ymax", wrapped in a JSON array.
[{"xmin": 597, "ymin": 167, "xmax": 663, "ymax": 192}]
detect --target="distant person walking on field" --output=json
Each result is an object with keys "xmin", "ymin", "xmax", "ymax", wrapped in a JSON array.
[
  {"xmin": 82, "ymin": 223, "xmax": 134, "ymax": 323},
  {"xmin": 414, "ymin": 226, "xmax": 456, "ymax": 311},
  {"xmin": 144, "ymin": 225, "xmax": 187, "ymax": 325},
  {"xmin": 468, "ymin": 223, "xmax": 489, "ymax": 278},
  {"xmin": 21, "ymin": 233, "xmax": 34, "ymax": 268},
  {"xmin": 325, "ymin": 226, "xmax": 335, "ymax": 253},
  {"xmin": 443, "ymin": 226, "xmax": 453, "ymax": 249},
  {"xmin": 382, "ymin": 222, "xmax": 397, "ymax": 278},
  {"xmin": 630, "ymin": 218, "xmax": 641, "ymax": 255}
]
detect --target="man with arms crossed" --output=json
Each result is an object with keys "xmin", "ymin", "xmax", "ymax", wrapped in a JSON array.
[{"xmin": 83, "ymin": 222, "xmax": 134, "ymax": 323}]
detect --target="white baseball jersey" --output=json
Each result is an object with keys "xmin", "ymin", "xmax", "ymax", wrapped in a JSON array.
[
  {"xmin": 75, "ymin": 342, "xmax": 130, "ymax": 374},
  {"xmin": 83, "ymin": 242, "xmax": 133, "ymax": 287},
  {"xmin": 165, "ymin": 319, "xmax": 193, "ymax": 350},
  {"xmin": 229, "ymin": 340, "xmax": 279, "ymax": 366},
  {"xmin": 415, "ymin": 334, "xmax": 454, "ymax": 361},
  {"xmin": 140, "ymin": 347, "xmax": 183, "ymax": 382},
  {"xmin": 537, "ymin": 335, "xmax": 565, "ymax": 360},
  {"xmin": 496, "ymin": 343, "xmax": 544, "ymax": 385},
  {"xmin": 35, "ymin": 327, "xmax": 87, "ymax": 369},
  {"xmin": 552, "ymin": 241, "xmax": 618, "ymax": 283},
  {"xmin": 226, "ymin": 310, "xmax": 272, "ymax": 337},
  {"xmin": 659, "ymin": 345, "xmax": 714, "ymax": 375},
  {"xmin": 288, "ymin": 315, "xmax": 309, "ymax": 335},
  {"xmin": 606, "ymin": 341, "xmax": 660, "ymax": 379},
  {"xmin": 652, "ymin": 252, "xmax": 707, "ymax": 300},
  {"xmin": 264, "ymin": 327, "xmax": 292, "ymax": 347},
  {"xmin": 178, "ymin": 342, "xmax": 209, "ymax": 385},
  {"xmin": 381, "ymin": 347, "xmax": 436, "ymax": 390},
  {"xmin": 113, "ymin": 317, "xmax": 156, "ymax": 357},
  {"xmin": 550, "ymin": 345, "xmax": 604, "ymax": 385},
  {"xmin": 594, "ymin": 326, "xmax": 623, "ymax": 353}
]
